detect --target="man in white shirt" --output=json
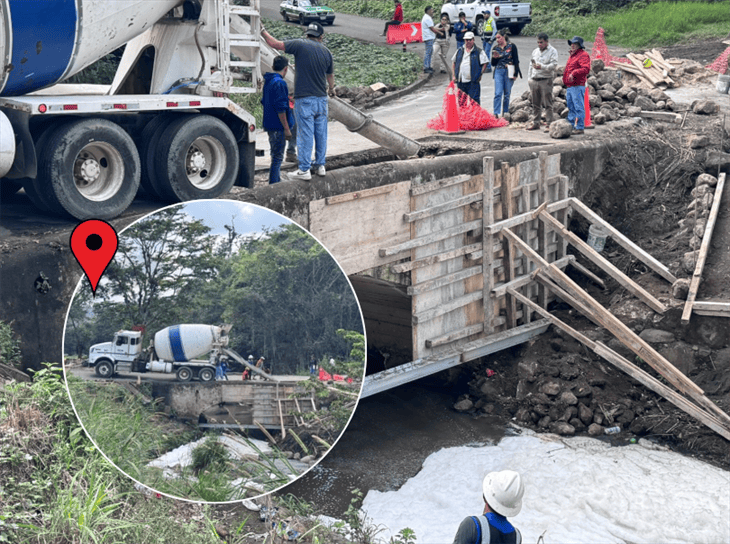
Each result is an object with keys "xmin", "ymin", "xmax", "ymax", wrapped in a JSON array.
[
  {"xmin": 421, "ymin": 5, "xmax": 438, "ymax": 73},
  {"xmin": 526, "ymin": 32, "xmax": 559, "ymax": 131},
  {"xmin": 452, "ymin": 32, "xmax": 489, "ymax": 105}
]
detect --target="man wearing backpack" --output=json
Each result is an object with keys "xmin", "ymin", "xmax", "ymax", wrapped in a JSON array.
[{"xmin": 451, "ymin": 470, "xmax": 524, "ymax": 544}]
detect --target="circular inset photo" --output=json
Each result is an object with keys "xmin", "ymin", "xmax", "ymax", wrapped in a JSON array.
[{"xmin": 63, "ymin": 201, "xmax": 365, "ymax": 502}]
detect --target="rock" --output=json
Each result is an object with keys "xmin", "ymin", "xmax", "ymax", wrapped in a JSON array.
[
  {"xmin": 502, "ymin": 112, "xmax": 511, "ymax": 122},
  {"xmin": 515, "ymin": 407, "xmax": 532, "ymax": 422},
  {"xmin": 593, "ymin": 412, "xmax": 604, "ymax": 425},
  {"xmin": 587, "ymin": 76, "xmax": 599, "ymax": 89},
  {"xmin": 511, "ymin": 109, "xmax": 530, "ymax": 123},
  {"xmin": 334, "ymin": 85, "xmax": 349, "ymax": 97},
  {"xmin": 689, "ymin": 235, "xmax": 701, "ymax": 250},
  {"xmin": 626, "ymin": 90, "xmax": 638, "ymax": 103},
  {"xmin": 578, "ymin": 403, "xmax": 593, "ymax": 425},
  {"xmin": 598, "ymin": 89, "xmax": 615, "ymax": 101},
  {"xmin": 362, "ymin": 86, "xmax": 375, "ymax": 96},
  {"xmin": 301, "ymin": 455, "xmax": 316, "ymax": 464},
  {"xmin": 693, "ymin": 100, "xmax": 719, "ymax": 114},
  {"xmin": 550, "ymin": 119, "xmax": 573, "ymax": 138},
  {"xmin": 540, "ymin": 381, "xmax": 561, "ymax": 396},
  {"xmin": 693, "ymin": 218, "xmax": 707, "ymax": 238},
  {"xmin": 538, "ymin": 415, "xmax": 551, "ymax": 428},
  {"xmin": 629, "ymin": 417, "xmax": 648, "ymax": 434},
  {"xmin": 561, "ymin": 406, "xmax": 578, "ymax": 421},
  {"xmin": 573, "ymin": 384, "xmax": 593, "ymax": 398},
  {"xmin": 626, "ymin": 105, "xmax": 641, "ymax": 117},
  {"xmin": 479, "ymin": 382, "xmax": 500, "ymax": 400},
  {"xmin": 560, "ymin": 365, "xmax": 580, "ymax": 381},
  {"xmin": 593, "ymin": 112, "xmax": 607, "ymax": 125},
  {"xmin": 601, "ymin": 84, "xmax": 617, "ymax": 94},
  {"xmin": 551, "ymin": 422, "xmax": 575, "ymax": 436},
  {"xmin": 369, "ymin": 82, "xmax": 387, "ymax": 93},
  {"xmin": 617, "ymin": 409, "xmax": 636, "ymax": 426},
  {"xmin": 588, "ymin": 423, "xmax": 604, "ymax": 436},
  {"xmin": 553, "ymin": 76, "xmax": 563, "ymax": 86},
  {"xmin": 589, "ymin": 94, "xmax": 602, "ymax": 108},
  {"xmin": 700, "ymin": 192, "xmax": 714, "ymax": 211},
  {"xmin": 559, "ymin": 107, "xmax": 569, "ymax": 118},
  {"xmin": 591, "ymin": 59, "xmax": 605, "ymax": 73},
  {"xmin": 649, "ymin": 88, "xmax": 670, "ymax": 102},
  {"xmin": 696, "ymin": 173, "xmax": 718, "ymax": 187},
  {"xmin": 454, "ymin": 398, "xmax": 473, "ymax": 411},
  {"xmin": 639, "ymin": 329, "xmax": 676, "ymax": 344},
  {"xmin": 659, "ymin": 343, "xmax": 697, "ymax": 376},
  {"xmin": 518, "ymin": 360, "xmax": 539, "ymax": 382},
  {"xmin": 634, "ymin": 95, "xmax": 655, "ymax": 111},
  {"xmin": 672, "ymin": 278, "xmax": 691, "ymax": 300},
  {"xmin": 533, "ymin": 403, "xmax": 550, "ymax": 417},
  {"xmin": 588, "ymin": 376, "xmax": 607, "ymax": 387},
  {"xmin": 570, "ymin": 418, "xmax": 586, "ymax": 432},
  {"xmin": 552, "ymin": 85, "xmax": 563, "ymax": 96},
  {"xmin": 509, "ymin": 99, "xmax": 531, "ymax": 113},
  {"xmin": 515, "ymin": 380, "xmax": 530, "ymax": 401},
  {"xmin": 691, "ymin": 184, "xmax": 712, "ymax": 199},
  {"xmin": 655, "ymin": 101, "xmax": 666, "ymax": 110},
  {"xmin": 559, "ymin": 391, "xmax": 579, "ymax": 405},
  {"xmin": 520, "ymin": 90, "xmax": 531, "ymax": 101}
]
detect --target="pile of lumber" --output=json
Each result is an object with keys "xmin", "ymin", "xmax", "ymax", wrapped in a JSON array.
[{"xmin": 618, "ymin": 49, "xmax": 676, "ymax": 89}]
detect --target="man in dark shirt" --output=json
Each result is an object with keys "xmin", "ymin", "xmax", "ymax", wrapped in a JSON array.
[
  {"xmin": 452, "ymin": 470, "xmax": 524, "ymax": 544},
  {"xmin": 262, "ymin": 22, "xmax": 335, "ymax": 181}
]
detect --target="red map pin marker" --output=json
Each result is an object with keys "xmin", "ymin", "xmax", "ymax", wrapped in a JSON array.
[{"xmin": 70, "ymin": 220, "xmax": 118, "ymax": 295}]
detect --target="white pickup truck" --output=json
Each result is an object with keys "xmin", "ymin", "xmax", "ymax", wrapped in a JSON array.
[{"xmin": 440, "ymin": 1, "xmax": 532, "ymax": 37}]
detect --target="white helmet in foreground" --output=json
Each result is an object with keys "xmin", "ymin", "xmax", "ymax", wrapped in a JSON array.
[{"xmin": 482, "ymin": 470, "xmax": 524, "ymax": 517}]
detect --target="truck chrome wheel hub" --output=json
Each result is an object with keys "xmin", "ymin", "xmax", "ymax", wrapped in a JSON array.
[
  {"xmin": 185, "ymin": 136, "xmax": 226, "ymax": 190},
  {"xmin": 73, "ymin": 142, "xmax": 125, "ymax": 202}
]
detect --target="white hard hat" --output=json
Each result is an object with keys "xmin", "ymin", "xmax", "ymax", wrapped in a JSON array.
[
  {"xmin": 248, "ymin": 355, "xmax": 254, "ymax": 360},
  {"xmin": 482, "ymin": 470, "xmax": 524, "ymax": 517}
]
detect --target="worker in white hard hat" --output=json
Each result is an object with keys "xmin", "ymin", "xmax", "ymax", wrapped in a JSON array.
[{"xmin": 451, "ymin": 470, "xmax": 524, "ymax": 544}]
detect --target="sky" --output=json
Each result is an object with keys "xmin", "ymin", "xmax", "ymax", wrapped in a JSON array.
[
  {"xmin": 178, "ymin": 200, "xmax": 290, "ymax": 237},
  {"xmin": 361, "ymin": 430, "xmax": 730, "ymax": 544}
]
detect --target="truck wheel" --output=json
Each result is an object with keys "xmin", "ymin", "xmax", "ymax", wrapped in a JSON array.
[
  {"xmin": 154, "ymin": 115, "xmax": 239, "ymax": 202},
  {"xmin": 21, "ymin": 121, "xmax": 71, "ymax": 213},
  {"xmin": 198, "ymin": 367, "xmax": 215, "ymax": 382},
  {"xmin": 95, "ymin": 360, "xmax": 114, "ymax": 378},
  {"xmin": 137, "ymin": 114, "xmax": 178, "ymax": 200},
  {"xmin": 281, "ymin": 10, "xmax": 287, "ymax": 21},
  {"xmin": 176, "ymin": 366, "xmax": 193, "ymax": 382},
  {"xmin": 475, "ymin": 17, "xmax": 484, "ymax": 36},
  {"xmin": 299, "ymin": 14, "xmax": 305, "ymax": 25},
  {"xmin": 39, "ymin": 118, "xmax": 140, "ymax": 220}
]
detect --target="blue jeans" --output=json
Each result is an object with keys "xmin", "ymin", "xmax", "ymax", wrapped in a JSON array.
[
  {"xmin": 267, "ymin": 130, "xmax": 286, "ymax": 184},
  {"xmin": 481, "ymin": 39, "xmax": 492, "ymax": 70},
  {"xmin": 566, "ymin": 86, "xmax": 586, "ymax": 130},
  {"xmin": 294, "ymin": 96, "xmax": 328, "ymax": 171},
  {"xmin": 493, "ymin": 66, "xmax": 514, "ymax": 116},
  {"xmin": 424, "ymin": 39, "xmax": 434, "ymax": 70}
]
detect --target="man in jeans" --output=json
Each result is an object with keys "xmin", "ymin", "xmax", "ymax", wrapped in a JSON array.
[
  {"xmin": 262, "ymin": 22, "xmax": 335, "ymax": 180},
  {"xmin": 261, "ymin": 55, "xmax": 295, "ymax": 184},
  {"xmin": 563, "ymin": 36, "xmax": 591, "ymax": 135},
  {"xmin": 421, "ymin": 5, "xmax": 437, "ymax": 73}
]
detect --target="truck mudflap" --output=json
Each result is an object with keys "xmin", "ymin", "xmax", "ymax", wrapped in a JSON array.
[{"xmin": 235, "ymin": 139, "xmax": 256, "ymax": 188}]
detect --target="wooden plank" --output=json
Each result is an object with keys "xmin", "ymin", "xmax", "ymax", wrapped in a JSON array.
[
  {"xmin": 426, "ymin": 323, "xmax": 485, "ymax": 348},
  {"xmin": 324, "ymin": 184, "xmax": 395, "ymax": 205},
  {"xmin": 309, "ymin": 181, "xmax": 411, "ymax": 275},
  {"xmin": 486, "ymin": 199, "xmax": 569, "ymax": 234},
  {"xmin": 538, "ymin": 210, "xmax": 666, "ymax": 313},
  {"xmin": 483, "ymin": 157, "xmax": 496, "ymax": 334},
  {"xmin": 520, "ymin": 183, "xmax": 532, "ymax": 323},
  {"xmin": 410, "ymin": 174, "xmax": 472, "ymax": 196},
  {"xmin": 391, "ymin": 243, "xmax": 482, "ymax": 273},
  {"xmin": 407, "ymin": 265, "xmax": 482, "ymax": 295},
  {"xmin": 682, "ymin": 173, "xmax": 726, "ymax": 324},
  {"xmin": 569, "ymin": 259, "xmax": 606, "ymax": 289},
  {"xmin": 537, "ymin": 151, "xmax": 549, "ymax": 310},
  {"xmin": 692, "ymin": 301, "xmax": 730, "ymax": 317},
  {"xmin": 492, "ymin": 256, "xmax": 573, "ymax": 298},
  {"xmin": 501, "ymin": 162, "xmax": 517, "ymax": 328},
  {"xmin": 557, "ymin": 175, "xmax": 569, "ymax": 259},
  {"xmin": 638, "ymin": 111, "xmax": 681, "ymax": 122},
  {"xmin": 412, "ymin": 291, "xmax": 484, "ymax": 325},
  {"xmin": 403, "ymin": 192, "xmax": 483, "ymax": 223},
  {"xmin": 460, "ymin": 319, "xmax": 550, "ymax": 362},
  {"xmin": 569, "ymin": 198, "xmax": 677, "ymax": 284},
  {"xmin": 380, "ymin": 219, "xmax": 482, "ymax": 257}
]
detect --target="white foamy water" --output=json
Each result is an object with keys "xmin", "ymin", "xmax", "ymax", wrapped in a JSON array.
[{"xmin": 362, "ymin": 431, "xmax": 730, "ymax": 544}]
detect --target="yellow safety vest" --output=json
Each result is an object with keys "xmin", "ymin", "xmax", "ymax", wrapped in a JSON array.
[{"xmin": 483, "ymin": 16, "xmax": 494, "ymax": 34}]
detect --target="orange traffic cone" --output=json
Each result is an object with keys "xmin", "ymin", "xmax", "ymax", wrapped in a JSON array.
[
  {"xmin": 444, "ymin": 83, "xmax": 461, "ymax": 133},
  {"xmin": 584, "ymin": 86, "xmax": 593, "ymax": 129}
]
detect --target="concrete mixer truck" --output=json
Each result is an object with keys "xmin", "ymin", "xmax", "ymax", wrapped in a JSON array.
[
  {"xmin": 88, "ymin": 323, "xmax": 274, "ymax": 381},
  {"xmin": 0, "ymin": 0, "xmax": 262, "ymax": 220}
]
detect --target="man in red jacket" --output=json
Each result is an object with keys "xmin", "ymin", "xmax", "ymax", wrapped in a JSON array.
[
  {"xmin": 563, "ymin": 36, "xmax": 591, "ymax": 135},
  {"xmin": 382, "ymin": 0, "xmax": 404, "ymax": 37}
]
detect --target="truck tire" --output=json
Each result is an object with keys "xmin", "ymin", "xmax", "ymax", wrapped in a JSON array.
[
  {"xmin": 39, "ymin": 118, "xmax": 141, "ymax": 220},
  {"xmin": 95, "ymin": 360, "xmax": 114, "ymax": 378},
  {"xmin": 281, "ymin": 10, "xmax": 287, "ymax": 21},
  {"xmin": 475, "ymin": 16, "xmax": 484, "ymax": 36},
  {"xmin": 198, "ymin": 367, "xmax": 214, "ymax": 382},
  {"xmin": 153, "ymin": 115, "xmax": 239, "ymax": 202},
  {"xmin": 176, "ymin": 366, "xmax": 193, "ymax": 382},
  {"xmin": 299, "ymin": 13, "xmax": 305, "ymax": 25},
  {"xmin": 137, "ymin": 114, "xmax": 178, "ymax": 200},
  {"xmin": 21, "ymin": 120, "xmax": 71, "ymax": 213}
]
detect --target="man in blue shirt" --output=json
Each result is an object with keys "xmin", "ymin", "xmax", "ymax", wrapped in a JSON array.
[
  {"xmin": 261, "ymin": 55, "xmax": 295, "ymax": 184},
  {"xmin": 452, "ymin": 12, "xmax": 474, "ymax": 51}
]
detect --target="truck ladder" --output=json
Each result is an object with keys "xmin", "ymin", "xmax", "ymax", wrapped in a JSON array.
[{"xmin": 215, "ymin": 0, "xmax": 261, "ymax": 94}]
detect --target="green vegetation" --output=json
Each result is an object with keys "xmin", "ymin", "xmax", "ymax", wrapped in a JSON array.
[
  {"xmin": 0, "ymin": 320, "xmax": 21, "ymax": 367},
  {"xmin": 525, "ymin": 0, "xmax": 730, "ymax": 48},
  {"xmin": 328, "ymin": 0, "xmax": 444, "ymax": 22}
]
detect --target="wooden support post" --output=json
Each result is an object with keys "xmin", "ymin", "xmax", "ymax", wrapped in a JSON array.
[
  {"xmin": 483, "ymin": 157, "xmax": 496, "ymax": 334},
  {"xmin": 507, "ymin": 286, "xmax": 730, "ymax": 440},
  {"xmin": 537, "ymin": 209, "xmax": 666, "ymax": 313},
  {"xmin": 557, "ymin": 175, "xmax": 569, "ymax": 259},
  {"xmin": 569, "ymin": 198, "xmax": 677, "ymax": 284},
  {"xmin": 501, "ymin": 162, "xmax": 517, "ymax": 328},
  {"xmin": 537, "ymin": 151, "xmax": 549, "ymax": 310},
  {"xmin": 682, "ymin": 173, "xmax": 726, "ymax": 324},
  {"xmin": 500, "ymin": 226, "xmax": 730, "ymax": 428}
]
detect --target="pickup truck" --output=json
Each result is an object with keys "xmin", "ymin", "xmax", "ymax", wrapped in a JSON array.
[{"xmin": 440, "ymin": 1, "xmax": 532, "ymax": 37}]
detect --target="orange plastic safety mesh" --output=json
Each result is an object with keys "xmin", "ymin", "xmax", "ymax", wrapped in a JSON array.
[
  {"xmin": 427, "ymin": 82, "xmax": 508, "ymax": 131},
  {"xmin": 589, "ymin": 28, "xmax": 630, "ymax": 68},
  {"xmin": 706, "ymin": 46, "xmax": 730, "ymax": 74}
]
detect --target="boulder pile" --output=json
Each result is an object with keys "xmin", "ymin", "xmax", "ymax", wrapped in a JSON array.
[{"xmin": 333, "ymin": 82, "xmax": 398, "ymax": 109}]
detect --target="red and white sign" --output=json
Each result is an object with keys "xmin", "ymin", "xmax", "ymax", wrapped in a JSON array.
[{"xmin": 387, "ymin": 22, "xmax": 422, "ymax": 45}]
